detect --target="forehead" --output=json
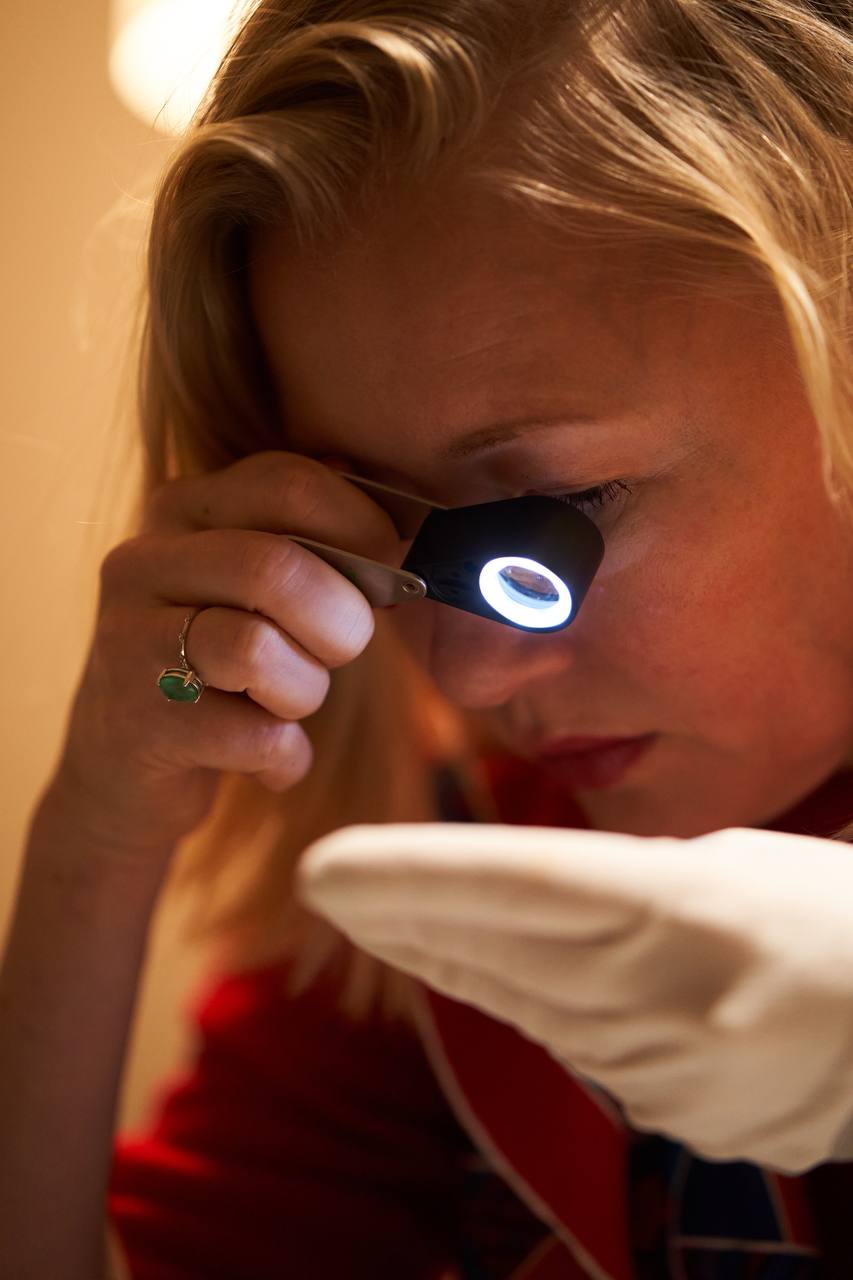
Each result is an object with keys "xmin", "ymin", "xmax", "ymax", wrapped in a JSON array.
[{"xmin": 247, "ymin": 182, "xmax": 665, "ymax": 441}]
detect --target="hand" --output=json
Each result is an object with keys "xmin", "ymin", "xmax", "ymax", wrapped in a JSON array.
[
  {"xmin": 54, "ymin": 451, "xmax": 404, "ymax": 858},
  {"xmin": 295, "ymin": 820, "xmax": 853, "ymax": 1173}
]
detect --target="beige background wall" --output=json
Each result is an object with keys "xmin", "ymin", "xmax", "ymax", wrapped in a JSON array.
[{"xmin": 1, "ymin": 0, "xmax": 212, "ymax": 1134}]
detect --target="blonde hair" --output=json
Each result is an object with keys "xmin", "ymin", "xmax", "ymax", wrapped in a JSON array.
[{"xmin": 120, "ymin": 0, "xmax": 853, "ymax": 1023}]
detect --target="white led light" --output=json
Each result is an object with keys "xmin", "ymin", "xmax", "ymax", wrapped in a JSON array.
[{"xmin": 478, "ymin": 556, "xmax": 573, "ymax": 629}]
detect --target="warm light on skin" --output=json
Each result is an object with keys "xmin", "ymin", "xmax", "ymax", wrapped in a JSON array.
[{"xmin": 248, "ymin": 178, "xmax": 853, "ymax": 839}]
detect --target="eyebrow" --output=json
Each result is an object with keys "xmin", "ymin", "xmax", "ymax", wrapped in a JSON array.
[{"xmin": 439, "ymin": 414, "xmax": 599, "ymax": 460}]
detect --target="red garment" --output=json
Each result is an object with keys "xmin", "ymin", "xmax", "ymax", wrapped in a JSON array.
[
  {"xmin": 108, "ymin": 763, "xmax": 853, "ymax": 1278},
  {"xmin": 108, "ymin": 948, "xmax": 487, "ymax": 1278}
]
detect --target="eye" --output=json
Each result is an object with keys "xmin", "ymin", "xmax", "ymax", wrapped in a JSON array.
[{"xmin": 539, "ymin": 479, "xmax": 634, "ymax": 512}]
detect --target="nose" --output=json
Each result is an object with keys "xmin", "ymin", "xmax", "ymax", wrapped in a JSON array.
[{"xmin": 423, "ymin": 600, "xmax": 577, "ymax": 709}]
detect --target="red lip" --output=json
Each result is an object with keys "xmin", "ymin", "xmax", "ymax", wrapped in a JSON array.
[
  {"xmin": 537, "ymin": 734, "xmax": 649, "ymax": 757},
  {"xmin": 533, "ymin": 733, "xmax": 658, "ymax": 790}
]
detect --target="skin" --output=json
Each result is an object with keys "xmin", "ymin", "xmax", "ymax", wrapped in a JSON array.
[{"xmin": 247, "ymin": 179, "xmax": 853, "ymax": 838}]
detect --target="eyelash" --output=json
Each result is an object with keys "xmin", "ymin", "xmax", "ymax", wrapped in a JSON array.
[{"xmin": 549, "ymin": 479, "xmax": 634, "ymax": 512}]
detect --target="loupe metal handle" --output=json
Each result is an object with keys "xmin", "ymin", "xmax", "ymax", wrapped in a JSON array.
[
  {"xmin": 286, "ymin": 535, "xmax": 427, "ymax": 607},
  {"xmin": 287, "ymin": 472, "xmax": 437, "ymax": 608}
]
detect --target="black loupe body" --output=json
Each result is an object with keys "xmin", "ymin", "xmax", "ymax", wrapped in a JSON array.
[{"xmin": 401, "ymin": 495, "xmax": 604, "ymax": 633}]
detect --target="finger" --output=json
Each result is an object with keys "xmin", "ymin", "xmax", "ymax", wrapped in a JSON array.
[
  {"xmin": 353, "ymin": 938, "xmax": 691, "ymax": 1075},
  {"xmin": 320, "ymin": 896, "xmax": 755, "ymax": 1023},
  {"xmin": 317, "ymin": 915, "xmax": 652, "ymax": 1013},
  {"xmin": 116, "ymin": 528, "xmax": 375, "ymax": 670},
  {"xmin": 144, "ymin": 451, "xmax": 403, "ymax": 563},
  {"xmin": 98, "ymin": 599, "xmax": 316, "ymax": 788},
  {"xmin": 297, "ymin": 822, "xmax": 660, "ymax": 939},
  {"xmin": 153, "ymin": 681, "xmax": 314, "ymax": 788},
  {"xmin": 179, "ymin": 605, "xmax": 330, "ymax": 720}
]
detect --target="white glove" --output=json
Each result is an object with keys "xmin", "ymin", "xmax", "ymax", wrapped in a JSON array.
[{"xmin": 295, "ymin": 822, "xmax": 853, "ymax": 1174}]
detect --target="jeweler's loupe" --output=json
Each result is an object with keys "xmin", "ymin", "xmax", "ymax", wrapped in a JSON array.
[{"xmin": 288, "ymin": 473, "xmax": 604, "ymax": 633}]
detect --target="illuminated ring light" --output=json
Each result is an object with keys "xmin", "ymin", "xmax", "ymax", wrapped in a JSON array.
[{"xmin": 478, "ymin": 555, "xmax": 573, "ymax": 629}]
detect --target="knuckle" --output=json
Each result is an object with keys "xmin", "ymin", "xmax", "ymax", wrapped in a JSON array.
[
  {"xmin": 99, "ymin": 536, "xmax": 144, "ymax": 592},
  {"xmin": 234, "ymin": 615, "xmax": 277, "ymax": 675},
  {"xmin": 287, "ymin": 663, "xmax": 331, "ymax": 718},
  {"xmin": 258, "ymin": 743, "xmax": 313, "ymax": 791},
  {"xmin": 243, "ymin": 536, "xmax": 307, "ymax": 601},
  {"xmin": 235, "ymin": 451, "xmax": 324, "ymax": 520},
  {"xmin": 304, "ymin": 663, "xmax": 332, "ymax": 711},
  {"xmin": 277, "ymin": 458, "xmax": 326, "ymax": 525},
  {"xmin": 143, "ymin": 476, "xmax": 191, "ymax": 529},
  {"xmin": 250, "ymin": 720, "xmax": 291, "ymax": 771},
  {"xmin": 327, "ymin": 597, "xmax": 375, "ymax": 666},
  {"xmin": 280, "ymin": 723, "xmax": 314, "ymax": 782},
  {"xmin": 252, "ymin": 718, "xmax": 306, "ymax": 776}
]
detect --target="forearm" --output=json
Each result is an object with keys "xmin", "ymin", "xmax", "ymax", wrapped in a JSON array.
[{"xmin": 0, "ymin": 779, "xmax": 174, "ymax": 1280}]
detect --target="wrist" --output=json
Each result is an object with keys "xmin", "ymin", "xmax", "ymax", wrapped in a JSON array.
[{"xmin": 29, "ymin": 767, "xmax": 178, "ymax": 883}]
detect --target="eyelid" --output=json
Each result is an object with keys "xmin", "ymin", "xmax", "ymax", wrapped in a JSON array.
[
  {"xmin": 525, "ymin": 479, "xmax": 633, "ymax": 500},
  {"xmin": 526, "ymin": 479, "xmax": 634, "ymax": 516}
]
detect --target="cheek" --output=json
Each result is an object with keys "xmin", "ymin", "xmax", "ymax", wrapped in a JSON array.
[
  {"xmin": 570, "ymin": 492, "xmax": 749, "ymax": 708},
  {"xmin": 593, "ymin": 490, "xmax": 847, "ymax": 729}
]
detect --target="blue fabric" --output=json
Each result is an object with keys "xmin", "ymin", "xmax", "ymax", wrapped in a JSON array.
[{"xmin": 627, "ymin": 1130, "xmax": 823, "ymax": 1279}]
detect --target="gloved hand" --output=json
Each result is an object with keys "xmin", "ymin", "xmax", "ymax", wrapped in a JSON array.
[{"xmin": 295, "ymin": 821, "xmax": 853, "ymax": 1173}]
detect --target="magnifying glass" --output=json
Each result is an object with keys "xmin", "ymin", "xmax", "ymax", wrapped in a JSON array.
[{"xmin": 288, "ymin": 472, "xmax": 604, "ymax": 633}]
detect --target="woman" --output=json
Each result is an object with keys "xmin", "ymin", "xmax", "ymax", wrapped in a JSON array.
[{"xmin": 1, "ymin": 1, "xmax": 851, "ymax": 1276}]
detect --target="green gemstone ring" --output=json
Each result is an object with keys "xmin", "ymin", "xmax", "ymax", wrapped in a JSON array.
[
  {"xmin": 157, "ymin": 611, "xmax": 206, "ymax": 704},
  {"xmin": 157, "ymin": 667, "xmax": 205, "ymax": 703}
]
